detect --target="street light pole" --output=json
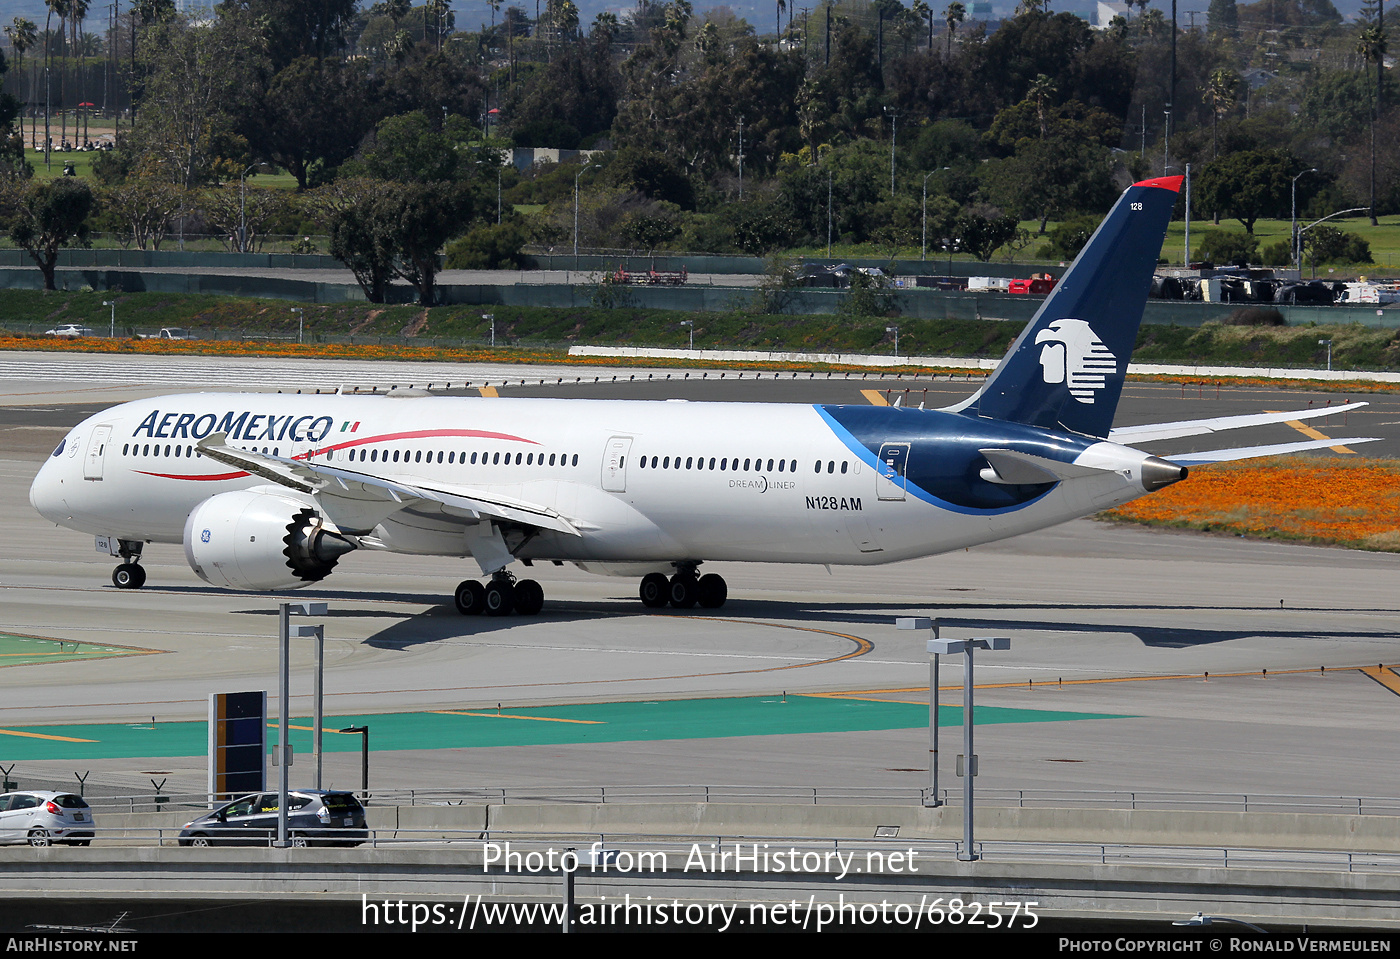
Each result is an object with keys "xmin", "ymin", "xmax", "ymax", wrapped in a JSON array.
[
  {"xmin": 292, "ymin": 623, "xmax": 326, "ymax": 789},
  {"xmin": 884, "ymin": 107, "xmax": 897, "ymax": 196},
  {"xmin": 102, "ymin": 300, "xmax": 115, "ymax": 339},
  {"xmin": 680, "ymin": 319, "xmax": 694, "ymax": 351},
  {"xmin": 817, "ymin": 168, "xmax": 828, "ymax": 257},
  {"xmin": 276, "ymin": 601, "xmax": 327, "ymax": 847},
  {"xmin": 290, "ymin": 307, "xmax": 304, "ymax": 344},
  {"xmin": 339, "ymin": 726, "xmax": 369, "ymax": 800},
  {"xmin": 1291, "ymin": 168, "xmax": 1318, "ymax": 271},
  {"xmin": 239, "ymin": 164, "xmax": 258, "ymax": 254},
  {"xmin": 927, "ymin": 636, "xmax": 1010, "ymax": 861},
  {"xmin": 574, "ymin": 164, "xmax": 600, "ymax": 270},
  {"xmin": 896, "ymin": 617, "xmax": 942, "ymax": 807},
  {"xmin": 922, "ymin": 172, "xmax": 933, "ymax": 260}
]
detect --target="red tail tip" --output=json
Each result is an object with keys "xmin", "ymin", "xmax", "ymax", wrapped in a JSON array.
[{"xmin": 1132, "ymin": 175, "xmax": 1185, "ymax": 193}]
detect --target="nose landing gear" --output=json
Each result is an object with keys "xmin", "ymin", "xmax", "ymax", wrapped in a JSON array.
[{"xmin": 111, "ymin": 541, "xmax": 146, "ymax": 589}]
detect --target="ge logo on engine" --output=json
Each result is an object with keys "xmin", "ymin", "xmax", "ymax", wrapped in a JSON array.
[{"xmin": 201, "ymin": 529, "xmax": 211, "ymax": 543}]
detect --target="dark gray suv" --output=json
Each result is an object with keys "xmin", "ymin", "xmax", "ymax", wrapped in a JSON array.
[{"xmin": 178, "ymin": 790, "xmax": 367, "ymax": 847}]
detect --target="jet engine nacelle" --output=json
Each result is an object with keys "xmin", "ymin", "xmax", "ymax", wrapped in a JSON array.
[{"xmin": 183, "ymin": 489, "xmax": 354, "ymax": 591}]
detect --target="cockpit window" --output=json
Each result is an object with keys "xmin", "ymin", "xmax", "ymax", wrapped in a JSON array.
[{"xmin": 51, "ymin": 438, "xmax": 65, "ymax": 457}]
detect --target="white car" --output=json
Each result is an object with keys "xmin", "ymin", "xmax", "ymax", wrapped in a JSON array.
[
  {"xmin": 0, "ymin": 790, "xmax": 96, "ymax": 845},
  {"xmin": 44, "ymin": 324, "xmax": 94, "ymax": 337}
]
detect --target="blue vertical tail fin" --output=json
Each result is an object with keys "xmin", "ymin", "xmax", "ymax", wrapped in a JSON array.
[{"xmin": 949, "ymin": 176, "xmax": 1182, "ymax": 439}]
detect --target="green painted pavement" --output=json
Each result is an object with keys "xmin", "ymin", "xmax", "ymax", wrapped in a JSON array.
[
  {"xmin": 0, "ymin": 633, "xmax": 157, "ymax": 668},
  {"xmin": 0, "ymin": 696, "xmax": 1129, "ymax": 761}
]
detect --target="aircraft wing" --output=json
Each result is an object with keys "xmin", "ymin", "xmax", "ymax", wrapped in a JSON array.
[
  {"xmin": 1165, "ymin": 437, "xmax": 1382, "ymax": 466},
  {"xmin": 194, "ymin": 434, "xmax": 582, "ymax": 537},
  {"xmin": 1108, "ymin": 403, "xmax": 1367, "ymax": 444}
]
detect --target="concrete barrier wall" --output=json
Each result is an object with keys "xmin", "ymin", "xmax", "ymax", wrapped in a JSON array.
[
  {"xmin": 522, "ymin": 253, "xmax": 1069, "ymax": 280},
  {"xmin": 84, "ymin": 803, "xmax": 1400, "ymax": 853}
]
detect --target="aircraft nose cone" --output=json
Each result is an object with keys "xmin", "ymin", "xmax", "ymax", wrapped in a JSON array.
[
  {"xmin": 29, "ymin": 460, "xmax": 67, "ymax": 522},
  {"xmin": 1141, "ymin": 456, "xmax": 1188, "ymax": 492}
]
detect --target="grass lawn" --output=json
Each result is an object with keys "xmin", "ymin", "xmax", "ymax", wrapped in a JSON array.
[
  {"xmin": 27, "ymin": 147, "xmax": 100, "ymax": 180},
  {"xmin": 760, "ymin": 216, "xmax": 1400, "ymax": 276},
  {"xmin": 1160, "ymin": 215, "xmax": 1400, "ymax": 272}
]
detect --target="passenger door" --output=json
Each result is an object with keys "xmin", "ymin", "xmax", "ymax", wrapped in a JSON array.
[
  {"xmin": 601, "ymin": 436, "xmax": 632, "ymax": 493},
  {"xmin": 876, "ymin": 442, "xmax": 910, "ymax": 501},
  {"xmin": 84, "ymin": 425, "xmax": 112, "ymax": 481}
]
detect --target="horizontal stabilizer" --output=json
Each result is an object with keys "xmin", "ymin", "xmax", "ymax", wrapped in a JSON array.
[
  {"xmin": 1167, "ymin": 437, "xmax": 1381, "ymax": 466},
  {"xmin": 979, "ymin": 448, "xmax": 1111, "ymax": 485},
  {"xmin": 1109, "ymin": 403, "xmax": 1368, "ymax": 444}
]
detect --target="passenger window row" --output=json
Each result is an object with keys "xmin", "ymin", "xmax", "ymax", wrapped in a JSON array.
[
  {"xmin": 123, "ymin": 443, "xmax": 202, "ymax": 458},
  {"xmin": 636, "ymin": 456, "xmax": 850, "ymax": 474},
  {"xmin": 340, "ymin": 448, "xmax": 579, "ymax": 467},
  {"xmin": 638, "ymin": 455, "xmax": 802, "ymax": 473}
]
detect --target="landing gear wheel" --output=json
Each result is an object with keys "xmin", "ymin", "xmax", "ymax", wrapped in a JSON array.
[
  {"xmin": 112, "ymin": 563, "xmax": 146, "ymax": 589},
  {"xmin": 513, "ymin": 579, "xmax": 544, "ymax": 615},
  {"xmin": 668, "ymin": 574, "xmax": 698, "ymax": 609},
  {"xmin": 484, "ymin": 580, "xmax": 516, "ymax": 616},
  {"xmin": 697, "ymin": 573, "xmax": 728, "ymax": 608},
  {"xmin": 454, "ymin": 580, "xmax": 486, "ymax": 615},
  {"xmin": 639, "ymin": 573, "xmax": 669, "ymax": 608}
]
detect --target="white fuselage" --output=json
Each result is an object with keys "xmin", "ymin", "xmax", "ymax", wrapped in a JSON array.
[{"xmin": 30, "ymin": 393, "xmax": 1157, "ymax": 573}]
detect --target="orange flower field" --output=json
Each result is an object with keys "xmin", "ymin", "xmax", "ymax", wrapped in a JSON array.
[{"xmin": 1103, "ymin": 457, "xmax": 1400, "ymax": 551}]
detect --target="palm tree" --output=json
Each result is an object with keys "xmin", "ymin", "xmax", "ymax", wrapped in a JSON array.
[
  {"xmin": 43, "ymin": 0, "xmax": 70, "ymax": 166},
  {"xmin": 555, "ymin": 0, "xmax": 579, "ymax": 41},
  {"xmin": 591, "ymin": 11, "xmax": 618, "ymax": 44},
  {"xmin": 6, "ymin": 18, "xmax": 38, "ymax": 149},
  {"xmin": 67, "ymin": 0, "xmax": 89, "ymax": 147},
  {"xmin": 1140, "ymin": 6, "xmax": 1167, "ymax": 37},
  {"xmin": 1357, "ymin": 25, "xmax": 1387, "ymax": 225},
  {"xmin": 1028, "ymin": 72, "xmax": 1056, "ymax": 137},
  {"xmin": 776, "ymin": 0, "xmax": 787, "ymax": 39},
  {"xmin": 911, "ymin": 0, "xmax": 930, "ymax": 49},
  {"xmin": 943, "ymin": 1, "xmax": 964, "ymax": 59},
  {"xmin": 1205, "ymin": 67, "xmax": 1240, "ymax": 159}
]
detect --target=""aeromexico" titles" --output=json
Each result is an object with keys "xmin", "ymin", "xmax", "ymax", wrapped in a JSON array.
[{"xmin": 132, "ymin": 410, "xmax": 335, "ymax": 444}]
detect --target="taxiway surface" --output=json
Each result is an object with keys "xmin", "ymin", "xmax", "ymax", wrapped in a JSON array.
[{"xmin": 1, "ymin": 354, "xmax": 1398, "ymax": 804}]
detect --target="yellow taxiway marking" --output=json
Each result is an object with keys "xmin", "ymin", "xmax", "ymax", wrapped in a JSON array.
[
  {"xmin": 0, "ymin": 728, "xmax": 98, "ymax": 743},
  {"xmin": 430, "ymin": 710, "xmax": 603, "ymax": 724},
  {"xmin": 861, "ymin": 389, "xmax": 889, "ymax": 406},
  {"xmin": 812, "ymin": 663, "xmax": 1400, "ymax": 699},
  {"xmin": 265, "ymin": 723, "xmax": 359, "ymax": 735},
  {"xmin": 478, "ymin": 386, "xmax": 500, "ymax": 398},
  {"xmin": 1361, "ymin": 666, "xmax": 1400, "ymax": 698},
  {"xmin": 1267, "ymin": 410, "xmax": 1355, "ymax": 454}
]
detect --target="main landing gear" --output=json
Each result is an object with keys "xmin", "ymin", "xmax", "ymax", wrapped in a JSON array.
[
  {"xmin": 454, "ymin": 571, "xmax": 545, "ymax": 617},
  {"xmin": 639, "ymin": 567, "xmax": 727, "ymax": 610},
  {"xmin": 112, "ymin": 540, "xmax": 146, "ymax": 590}
]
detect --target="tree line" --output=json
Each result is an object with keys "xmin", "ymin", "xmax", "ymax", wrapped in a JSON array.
[{"xmin": 0, "ymin": 0, "xmax": 1394, "ymax": 301}]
